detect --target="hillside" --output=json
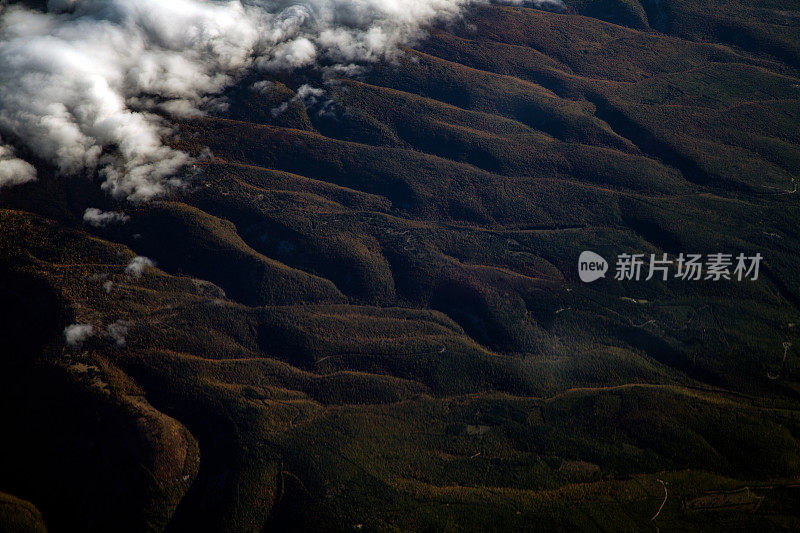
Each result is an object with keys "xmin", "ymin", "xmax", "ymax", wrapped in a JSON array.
[{"xmin": 1, "ymin": 0, "xmax": 800, "ymax": 531}]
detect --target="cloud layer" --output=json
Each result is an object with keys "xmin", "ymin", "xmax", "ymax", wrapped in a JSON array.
[
  {"xmin": 105, "ymin": 319, "xmax": 129, "ymax": 346},
  {"xmin": 64, "ymin": 323, "xmax": 94, "ymax": 346},
  {"xmin": 0, "ymin": 0, "xmax": 559, "ymax": 199},
  {"xmin": 83, "ymin": 207, "xmax": 130, "ymax": 227},
  {"xmin": 0, "ymin": 137, "xmax": 36, "ymax": 189},
  {"xmin": 125, "ymin": 255, "xmax": 155, "ymax": 278}
]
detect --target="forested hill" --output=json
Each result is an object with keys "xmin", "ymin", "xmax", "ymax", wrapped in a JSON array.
[{"xmin": 1, "ymin": 0, "xmax": 800, "ymax": 530}]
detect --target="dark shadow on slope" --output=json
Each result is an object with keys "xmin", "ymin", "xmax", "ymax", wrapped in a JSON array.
[{"xmin": 586, "ymin": 94, "xmax": 752, "ymax": 194}]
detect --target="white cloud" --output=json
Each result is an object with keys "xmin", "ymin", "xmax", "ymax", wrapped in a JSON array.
[
  {"xmin": 251, "ymin": 80, "xmax": 276, "ymax": 94},
  {"xmin": 259, "ymin": 37, "xmax": 318, "ymax": 72},
  {"xmin": 105, "ymin": 319, "xmax": 130, "ymax": 346},
  {"xmin": 499, "ymin": 0, "xmax": 565, "ymax": 8},
  {"xmin": 269, "ymin": 83, "xmax": 332, "ymax": 116},
  {"xmin": 0, "ymin": 138, "xmax": 36, "ymax": 189},
  {"xmin": 64, "ymin": 323, "xmax": 94, "ymax": 346},
  {"xmin": 83, "ymin": 207, "xmax": 130, "ymax": 227},
  {"xmin": 297, "ymin": 84, "xmax": 326, "ymax": 102},
  {"xmin": 125, "ymin": 255, "xmax": 155, "ymax": 278},
  {"xmin": 0, "ymin": 0, "xmax": 494, "ymax": 199}
]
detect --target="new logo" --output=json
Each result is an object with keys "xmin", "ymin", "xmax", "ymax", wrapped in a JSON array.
[{"xmin": 578, "ymin": 251, "xmax": 608, "ymax": 283}]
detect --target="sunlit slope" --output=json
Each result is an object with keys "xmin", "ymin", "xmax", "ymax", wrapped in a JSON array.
[{"xmin": 1, "ymin": 0, "xmax": 800, "ymax": 531}]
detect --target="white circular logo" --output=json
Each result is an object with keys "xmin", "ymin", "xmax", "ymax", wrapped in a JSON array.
[{"xmin": 578, "ymin": 251, "xmax": 608, "ymax": 283}]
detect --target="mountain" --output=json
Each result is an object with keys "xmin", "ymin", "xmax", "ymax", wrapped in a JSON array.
[{"xmin": 1, "ymin": 0, "xmax": 800, "ymax": 531}]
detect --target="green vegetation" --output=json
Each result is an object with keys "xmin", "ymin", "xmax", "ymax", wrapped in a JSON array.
[{"xmin": 1, "ymin": 0, "xmax": 800, "ymax": 530}]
